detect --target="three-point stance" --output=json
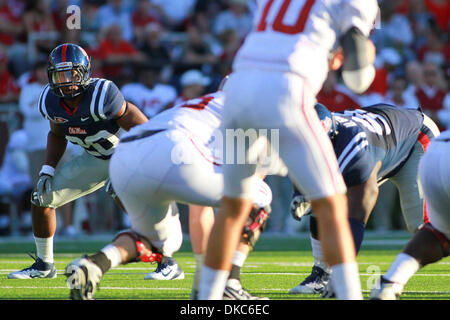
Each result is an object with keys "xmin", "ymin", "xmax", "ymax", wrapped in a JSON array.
[{"xmin": 289, "ymin": 103, "xmax": 440, "ymax": 295}]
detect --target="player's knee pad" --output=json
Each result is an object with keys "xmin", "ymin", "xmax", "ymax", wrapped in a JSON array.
[
  {"xmin": 421, "ymin": 223, "xmax": 450, "ymax": 257},
  {"xmin": 241, "ymin": 205, "xmax": 271, "ymax": 248},
  {"xmin": 113, "ymin": 229, "xmax": 163, "ymax": 263}
]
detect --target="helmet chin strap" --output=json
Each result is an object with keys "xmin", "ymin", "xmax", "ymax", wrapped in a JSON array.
[{"xmin": 56, "ymin": 86, "xmax": 83, "ymax": 100}]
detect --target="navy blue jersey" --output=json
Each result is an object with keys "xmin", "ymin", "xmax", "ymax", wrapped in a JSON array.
[
  {"xmin": 332, "ymin": 104, "xmax": 424, "ymax": 186},
  {"xmin": 38, "ymin": 78, "xmax": 125, "ymax": 160}
]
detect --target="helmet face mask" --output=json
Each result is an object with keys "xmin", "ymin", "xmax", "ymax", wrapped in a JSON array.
[{"xmin": 47, "ymin": 44, "xmax": 91, "ymax": 99}]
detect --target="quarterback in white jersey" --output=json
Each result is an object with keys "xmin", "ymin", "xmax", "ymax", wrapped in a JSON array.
[
  {"xmin": 200, "ymin": 0, "xmax": 379, "ymax": 300},
  {"xmin": 371, "ymin": 125, "xmax": 450, "ymax": 300},
  {"xmin": 64, "ymin": 91, "xmax": 274, "ymax": 300}
]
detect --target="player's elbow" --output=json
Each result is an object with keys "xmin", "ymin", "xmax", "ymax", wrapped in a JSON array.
[
  {"xmin": 342, "ymin": 65, "xmax": 376, "ymax": 94},
  {"xmin": 340, "ymin": 27, "xmax": 376, "ymax": 94}
]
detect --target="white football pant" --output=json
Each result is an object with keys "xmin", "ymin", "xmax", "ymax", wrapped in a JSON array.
[
  {"xmin": 109, "ymin": 129, "xmax": 272, "ymax": 257},
  {"xmin": 419, "ymin": 137, "xmax": 450, "ymax": 239},
  {"xmin": 220, "ymin": 70, "xmax": 346, "ymax": 201}
]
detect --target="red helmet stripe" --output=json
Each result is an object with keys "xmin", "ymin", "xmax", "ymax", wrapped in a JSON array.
[{"xmin": 61, "ymin": 44, "xmax": 68, "ymax": 62}]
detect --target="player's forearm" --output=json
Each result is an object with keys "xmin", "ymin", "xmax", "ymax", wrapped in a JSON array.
[
  {"xmin": 44, "ymin": 131, "xmax": 67, "ymax": 168},
  {"xmin": 116, "ymin": 102, "xmax": 148, "ymax": 131}
]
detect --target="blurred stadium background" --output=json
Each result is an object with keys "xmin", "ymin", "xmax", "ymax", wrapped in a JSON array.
[{"xmin": 0, "ymin": 0, "xmax": 448, "ymax": 238}]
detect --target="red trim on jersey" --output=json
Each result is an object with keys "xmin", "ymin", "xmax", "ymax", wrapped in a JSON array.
[
  {"xmin": 60, "ymin": 99, "xmax": 79, "ymax": 116},
  {"xmin": 61, "ymin": 44, "xmax": 68, "ymax": 62}
]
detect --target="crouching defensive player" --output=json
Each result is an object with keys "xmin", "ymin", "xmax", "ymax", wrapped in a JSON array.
[{"xmin": 289, "ymin": 103, "xmax": 440, "ymax": 296}]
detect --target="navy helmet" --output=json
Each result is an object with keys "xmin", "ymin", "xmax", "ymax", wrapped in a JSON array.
[
  {"xmin": 47, "ymin": 43, "xmax": 91, "ymax": 99},
  {"xmin": 314, "ymin": 103, "xmax": 338, "ymax": 139}
]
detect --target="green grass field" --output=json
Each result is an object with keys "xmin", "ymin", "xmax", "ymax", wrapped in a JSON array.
[{"xmin": 0, "ymin": 231, "xmax": 449, "ymax": 300}]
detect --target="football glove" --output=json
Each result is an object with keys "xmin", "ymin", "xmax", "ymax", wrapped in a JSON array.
[
  {"xmin": 290, "ymin": 191, "xmax": 312, "ymax": 222},
  {"xmin": 35, "ymin": 165, "xmax": 55, "ymax": 205}
]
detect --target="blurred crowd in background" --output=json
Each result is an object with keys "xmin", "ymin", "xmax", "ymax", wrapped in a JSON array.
[{"xmin": 0, "ymin": 0, "xmax": 448, "ymax": 237}]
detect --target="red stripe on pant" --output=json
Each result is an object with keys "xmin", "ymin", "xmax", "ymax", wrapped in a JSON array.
[{"xmin": 418, "ymin": 131, "xmax": 430, "ymax": 224}]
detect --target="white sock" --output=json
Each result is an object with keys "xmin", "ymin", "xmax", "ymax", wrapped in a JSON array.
[
  {"xmin": 192, "ymin": 254, "xmax": 205, "ymax": 293},
  {"xmin": 101, "ymin": 244, "xmax": 123, "ymax": 268},
  {"xmin": 384, "ymin": 253, "xmax": 421, "ymax": 285},
  {"xmin": 330, "ymin": 262, "xmax": 363, "ymax": 300},
  {"xmin": 198, "ymin": 265, "xmax": 229, "ymax": 300},
  {"xmin": 310, "ymin": 236, "xmax": 331, "ymax": 273},
  {"xmin": 35, "ymin": 236, "xmax": 54, "ymax": 263},
  {"xmin": 231, "ymin": 250, "xmax": 247, "ymax": 268}
]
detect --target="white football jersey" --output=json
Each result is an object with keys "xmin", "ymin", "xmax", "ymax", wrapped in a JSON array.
[
  {"xmin": 233, "ymin": 0, "xmax": 379, "ymax": 94},
  {"xmin": 121, "ymin": 82, "xmax": 177, "ymax": 118},
  {"xmin": 126, "ymin": 91, "xmax": 224, "ymax": 146},
  {"xmin": 123, "ymin": 91, "xmax": 288, "ymax": 175}
]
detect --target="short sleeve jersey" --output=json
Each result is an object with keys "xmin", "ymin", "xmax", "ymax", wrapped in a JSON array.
[
  {"xmin": 332, "ymin": 104, "xmax": 424, "ymax": 186},
  {"xmin": 233, "ymin": 0, "xmax": 379, "ymax": 94},
  {"xmin": 38, "ymin": 78, "xmax": 125, "ymax": 159}
]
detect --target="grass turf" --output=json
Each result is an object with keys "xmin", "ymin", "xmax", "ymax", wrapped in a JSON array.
[{"xmin": 0, "ymin": 231, "xmax": 449, "ymax": 301}]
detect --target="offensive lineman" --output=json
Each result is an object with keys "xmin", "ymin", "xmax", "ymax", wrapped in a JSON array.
[
  {"xmin": 289, "ymin": 103, "xmax": 440, "ymax": 296},
  {"xmin": 199, "ymin": 0, "xmax": 379, "ymax": 300},
  {"xmin": 64, "ymin": 90, "xmax": 277, "ymax": 300},
  {"xmin": 370, "ymin": 119, "xmax": 449, "ymax": 300},
  {"xmin": 8, "ymin": 43, "xmax": 148, "ymax": 279}
]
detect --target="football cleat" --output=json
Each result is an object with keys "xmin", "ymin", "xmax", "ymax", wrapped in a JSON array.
[
  {"xmin": 8, "ymin": 253, "xmax": 57, "ymax": 279},
  {"xmin": 370, "ymin": 276, "xmax": 404, "ymax": 300},
  {"xmin": 289, "ymin": 265, "xmax": 330, "ymax": 294},
  {"xmin": 144, "ymin": 257, "xmax": 185, "ymax": 280},
  {"xmin": 65, "ymin": 256, "xmax": 103, "ymax": 300},
  {"xmin": 223, "ymin": 279, "xmax": 269, "ymax": 300}
]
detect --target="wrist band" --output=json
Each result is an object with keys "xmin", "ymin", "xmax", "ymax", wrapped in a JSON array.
[{"xmin": 39, "ymin": 165, "xmax": 55, "ymax": 177}]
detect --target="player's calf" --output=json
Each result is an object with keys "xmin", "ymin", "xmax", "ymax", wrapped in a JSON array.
[
  {"xmin": 65, "ymin": 229, "xmax": 162, "ymax": 300},
  {"xmin": 405, "ymin": 223, "xmax": 450, "ymax": 265}
]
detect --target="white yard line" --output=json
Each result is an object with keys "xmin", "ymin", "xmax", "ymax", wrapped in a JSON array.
[
  {"xmin": 0, "ymin": 270, "xmax": 448, "ymax": 276},
  {"xmin": 0, "ymin": 285, "xmax": 448, "ymax": 296}
]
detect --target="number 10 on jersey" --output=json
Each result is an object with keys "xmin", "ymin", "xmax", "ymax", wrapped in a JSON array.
[{"xmin": 257, "ymin": 0, "xmax": 315, "ymax": 34}]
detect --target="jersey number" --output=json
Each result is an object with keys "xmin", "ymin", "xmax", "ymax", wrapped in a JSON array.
[
  {"xmin": 343, "ymin": 110, "xmax": 392, "ymax": 136},
  {"xmin": 66, "ymin": 130, "xmax": 119, "ymax": 157},
  {"xmin": 181, "ymin": 95, "xmax": 215, "ymax": 110},
  {"xmin": 257, "ymin": 0, "xmax": 315, "ymax": 34}
]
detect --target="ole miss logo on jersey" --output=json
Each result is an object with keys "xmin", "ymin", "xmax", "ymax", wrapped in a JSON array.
[{"xmin": 68, "ymin": 127, "xmax": 87, "ymax": 135}]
